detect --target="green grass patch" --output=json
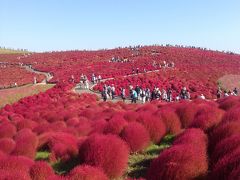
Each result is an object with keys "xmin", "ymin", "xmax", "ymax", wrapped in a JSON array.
[
  {"xmin": 126, "ymin": 134, "xmax": 175, "ymax": 179},
  {"xmin": 35, "ymin": 151, "xmax": 50, "ymax": 161}
]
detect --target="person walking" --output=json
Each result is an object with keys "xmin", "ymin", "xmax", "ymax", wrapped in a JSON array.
[
  {"xmin": 121, "ymin": 87, "xmax": 126, "ymax": 102},
  {"xmin": 131, "ymin": 89, "xmax": 138, "ymax": 103}
]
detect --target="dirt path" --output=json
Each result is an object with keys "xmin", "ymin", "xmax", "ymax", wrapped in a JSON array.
[{"xmin": 23, "ymin": 65, "xmax": 53, "ymax": 83}]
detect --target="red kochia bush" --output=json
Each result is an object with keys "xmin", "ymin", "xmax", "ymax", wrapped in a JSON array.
[
  {"xmin": 208, "ymin": 121, "xmax": 240, "ymax": 153},
  {"xmin": 173, "ymin": 128, "xmax": 208, "ymax": 154},
  {"xmin": 79, "ymin": 134, "xmax": 129, "ymax": 179},
  {"xmin": 137, "ymin": 112, "xmax": 166, "ymax": 143},
  {"xmin": 147, "ymin": 145, "xmax": 208, "ymax": 180},
  {"xmin": 30, "ymin": 161, "xmax": 55, "ymax": 180},
  {"xmin": 0, "ymin": 122, "xmax": 17, "ymax": 138},
  {"xmin": 0, "ymin": 138, "xmax": 16, "ymax": 154},
  {"xmin": 221, "ymin": 106, "xmax": 240, "ymax": 123},
  {"xmin": 0, "ymin": 156, "xmax": 34, "ymax": 179},
  {"xmin": 43, "ymin": 132, "xmax": 79, "ymax": 162},
  {"xmin": 16, "ymin": 119, "xmax": 38, "ymax": 130},
  {"xmin": 67, "ymin": 165, "xmax": 109, "ymax": 180},
  {"xmin": 120, "ymin": 122, "xmax": 150, "ymax": 152},
  {"xmin": 176, "ymin": 102, "xmax": 199, "ymax": 128},
  {"xmin": 210, "ymin": 135, "xmax": 240, "ymax": 164},
  {"xmin": 190, "ymin": 106, "xmax": 224, "ymax": 131},
  {"xmin": 124, "ymin": 111, "xmax": 139, "ymax": 122},
  {"xmin": 210, "ymin": 147, "xmax": 240, "ymax": 180},
  {"xmin": 12, "ymin": 129, "xmax": 39, "ymax": 159},
  {"xmin": 154, "ymin": 108, "xmax": 182, "ymax": 135},
  {"xmin": 104, "ymin": 115, "xmax": 128, "ymax": 135},
  {"xmin": 0, "ymin": 170, "xmax": 30, "ymax": 180},
  {"xmin": 218, "ymin": 96, "xmax": 240, "ymax": 110}
]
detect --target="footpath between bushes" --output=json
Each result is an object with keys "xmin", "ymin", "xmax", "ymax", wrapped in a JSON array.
[{"xmin": 73, "ymin": 69, "xmax": 161, "ymax": 104}]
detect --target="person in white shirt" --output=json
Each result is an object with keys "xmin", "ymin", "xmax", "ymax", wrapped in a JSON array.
[{"xmin": 199, "ymin": 94, "xmax": 206, "ymax": 100}]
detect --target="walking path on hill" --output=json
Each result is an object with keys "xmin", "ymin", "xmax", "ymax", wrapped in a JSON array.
[
  {"xmin": 23, "ymin": 65, "xmax": 53, "ymax": 84},
  {"xmin": 74, "ymin": 69, "xmax": 161, "ymax": 103}
]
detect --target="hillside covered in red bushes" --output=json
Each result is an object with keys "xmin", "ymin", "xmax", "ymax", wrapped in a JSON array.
[{"xmin": 0, "ymin": 46, "xmax": 240, "ymax": 179}]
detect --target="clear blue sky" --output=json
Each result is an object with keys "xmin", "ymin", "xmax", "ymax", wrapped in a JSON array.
[{"xmin": 0, "ymin": 0, "xmax": 240, "ymax": 53}]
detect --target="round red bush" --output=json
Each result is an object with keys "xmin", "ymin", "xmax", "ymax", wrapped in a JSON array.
[
  {"xmin": 209, "ymin": 121, "xmax": 240, "ymax": 153},
  {"xmin": 210, "ymin": 147, "xmax": 240, "ymax": 180},
  {"xmin": 67, "ymin": 165, "xmax": 109, "ymax": 180},
  {"xmin": 154, "ymin": 108, "xmax": 182, "ymax": 135},
  {"xmin": 190, "ymin": 106, "xmax": 224, "ymax": 131},
  {"xmin": 0, "ymin": 155, "xmax": 34, "ymax": 179},
  {"xmin": 0, "ymin": 138, "xmax": 16, "ymax": 154},
  {"xmin": 210, "ymin": 134, "xmax": 240, "ymax": 164},
  {"xmin": 137, "ymin": 112, "xmax": 166, "ymax": 143},
  {"xmin": 0, "ymin": 122, "xmax": 17, "ymax": 138},
  {"xmin": 79, "ymin": 134, "xmax": 129, "ymax": 179},
  {"xmin": 30, "ymin": 161, "xmax": 55, "ymax": 180},
  {"xmin": 12, "ymin": 129, "xmax": 39, "ymax": 159},
  {"xmin": 176, "ymin": 102, "xmax": 199, "ymax": 128},
  {"xmin": 104, "ymin": 115, "xmax": 128, "ymax": 135},
  {"xmin": 124, "ymin": 111, "xmax": 139, "ymax": 122},
  {"xmin": 121, "ymin": 122, "xmax": 150, "ymax": 152},
  {"xmin": 147, "ymin": 145, "xmax": 208, "ymax": 180},
  {"xmin": 173, "ymin": 128, "xmax": 208, "ymax": 154}
]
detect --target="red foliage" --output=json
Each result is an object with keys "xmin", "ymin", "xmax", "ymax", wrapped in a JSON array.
[
  {"xmin": 79, "ymin": 134, "xmax": 129, "ymax": 179},
  {"xmin": 0, "ymin": 122, "xmax": 17, "ymax": 138},
  {"xmin": 221, "ymin": 106, "xmax": 240, "ymax": 123},
  {"xmin": 210, "ymin": 135, "xmax": 240, "ymax": 164},
  {"xmin": 154, "ymin": 107, "xmax": 182, "ymax": 134},
  {"xmin": 0, "ymin": 170, "xmax": 31, "ymax": 180},
  {"xmin": 120, "ymin": 122, "xmax": 150, "ymax": 152},
  {"xmin": 16, "ymin": 119, "xmax": 38, "ymax": 130},
  {"xmin": 0, "ymin": 138, "xmax": 16, "ymax": 154},
  {"xmin": 12, "ymin": 129, "xmax": 39, "ymax": 159},
  {"xmin": 210, "ymin": 147, "xmax": 240, "ymax": 180},
  {"xmin": 30, "ymin": 161, "xmax": 55, "ymax": 180},
  {"xmin": 67, "ymin": 165, "xmax": 109, "ymax": 180},
  {"xmin": 91, "ymin": 119, "xmax": 107, "ymax": 134},
  {"xmin": 0, "ymin": 156, "xmax": 34, "ymax": 179},
  {"xmin": 218, "ymin": 96, "xmax": 240, "ymax": 110},
  {"xmin": 209, "ymin": 121, "xmax": 240, "ymax": 153},
  {"xmin": 190, "ymin": 106, "xmax": 224, "ymax": 131},
  {"xmin": 104, "ymin": 115, "xmax": 128, "ymax": 135},
  {"xmin": 147, "ymin": 145, "xmax": 208, "ymax": 180},
  {"xmin": 176, "ymin": 102, "xmax": 199, "ymax": 128},
  {"xmin": 41, "ymin": 132, "xmax": 79, "ymax": 162},
  {"xmin": 173, "ymin": 128, "xmax": 208, "ymax": 154},
  {"xmin": 137, "ymin": 112, "xmax": 166, "ymax": 143},
  {"xmin": 123, "ymin": 111, "xmax": 139, "ymax": 122}
]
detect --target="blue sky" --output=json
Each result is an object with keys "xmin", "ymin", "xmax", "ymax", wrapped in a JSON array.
[{"xmin": 0, "ymin": 0, "xmax": 240, "ymax": 52}]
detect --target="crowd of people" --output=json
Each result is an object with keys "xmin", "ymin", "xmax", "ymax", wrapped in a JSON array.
[
  {"xmin": 217, "ymin": 87, "xmax": 238, "ymax": 98},
  {"xmin": 109, "ymin": 56, "xmax": 130, "ymax": 63},
  {"xmin": 152, "ymin": 60, "xmax": 175, "ymax": 69},
  {"xmin": 100, "ymin": 84, "xmax": 193, "ymax": 103},
  {"xmin": 101, "ymin": 84, "xmax": 116, "ymax": 101}
]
